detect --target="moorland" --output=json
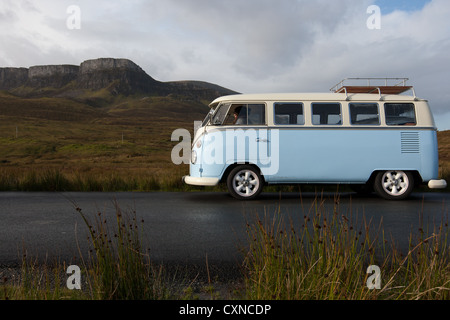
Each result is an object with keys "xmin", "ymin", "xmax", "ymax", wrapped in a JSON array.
[{"xmin": 0, "ymin": 58, "xmax": 235, "ymax": 192}]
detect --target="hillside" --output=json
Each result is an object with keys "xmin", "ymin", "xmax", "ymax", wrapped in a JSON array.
[
  {"xmin": 0, "ymin": 57, "xmax": 238, "ymax": 162},
  {"xmin": 0, "ymin": 58, "xmax": 239, "ymax": 191},
  {"xmin": 437, "ymin": 130, "xmax": 450, "ymax": 176}
]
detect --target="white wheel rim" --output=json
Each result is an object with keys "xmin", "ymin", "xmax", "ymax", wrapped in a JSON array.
[
  {"xmin": 232, "ymin": 170, "xmax": 260, "ymax": 197},
  {"xmin": 381, "ymin": 171, "xmax": 409, "ymax": 196}
]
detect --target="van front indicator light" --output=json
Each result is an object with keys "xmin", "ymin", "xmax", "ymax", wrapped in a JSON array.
[{"xmin": 191, "ymin": 150, "xmax": 197, "ymax": 164}]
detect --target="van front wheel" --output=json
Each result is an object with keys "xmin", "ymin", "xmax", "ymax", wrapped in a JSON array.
[
  {"xmin": 374, "ymin": 170, "xmax": 414, "ymax": 200},
  {"xmin": 227, "ymin": 165, "xmax": 263, "ymax": 200}
]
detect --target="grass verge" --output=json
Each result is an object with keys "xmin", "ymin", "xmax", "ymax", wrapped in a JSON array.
[
  {"xmin": 0, "ymin": 166, "xmax": 193, "ymax": 192},
  {"xmin": 74, "ymin": 200, "xmax": 171, "ymax": 299},
  {"xmin": 243, "ymin": 194, "xmax": 449, "ymax": 300}
]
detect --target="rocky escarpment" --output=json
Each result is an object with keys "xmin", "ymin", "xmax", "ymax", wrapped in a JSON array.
[
  {"xmin": 0, "ymin": 67, "xmax": 29, "ymax": 90},
  {"xmin": 0, "ymin": 58, "xmax": 237, "ymax": 99},
  {"xmin": 0, "ymin": 65, "xmax": 79, "ymax": 89},
  {"xmin": 28, "ymin": 65, "xmax": 79, "ymax": 88},
  {"xmin": 77, "ymin": 58, "xmax": 165, "ymax": 95}
]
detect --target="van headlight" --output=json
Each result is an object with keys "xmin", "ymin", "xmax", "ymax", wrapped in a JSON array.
[{"xmin": 191, "ymin": 150, "xmax": 197, "ymax": 164}]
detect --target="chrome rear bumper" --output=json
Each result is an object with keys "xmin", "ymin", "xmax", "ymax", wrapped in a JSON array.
[{"xmin": 428, "ymin": 179, "xmax": 447, "ymax": 189}]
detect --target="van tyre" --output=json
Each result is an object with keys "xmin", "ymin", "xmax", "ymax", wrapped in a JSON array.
[
  {"xmin": 227, "ymin": 165, "xmax": 263, "ymax": 200},
  {"xmin": 373, "ymin": 170, "xmax": 414, "ymax": 200}
]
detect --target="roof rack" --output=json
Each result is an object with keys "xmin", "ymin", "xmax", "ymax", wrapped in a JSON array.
[{"xmin": 330, "ymin": 78, "xmax": 416, "ymax": 100}]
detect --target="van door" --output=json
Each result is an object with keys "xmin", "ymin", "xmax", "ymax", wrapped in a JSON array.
[{"xmin": 222, "ymin": 103, "xmax": 272, "ymax": 170}]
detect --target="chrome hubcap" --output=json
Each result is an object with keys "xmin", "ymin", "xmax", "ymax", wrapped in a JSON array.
[
  {"xmin": 381, "ymin": 171, "xmax": 409, "ymax": 196},
  {"xmin": 233, "ymin": 170, "xmax": 259, "ymax": 197}
]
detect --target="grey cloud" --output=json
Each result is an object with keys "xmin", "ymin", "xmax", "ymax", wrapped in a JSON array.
[{"xmin": 157, "ymin": 0, "xmax": 367, "ymax": 79}]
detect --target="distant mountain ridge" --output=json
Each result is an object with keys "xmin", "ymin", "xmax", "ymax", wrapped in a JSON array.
[{"xmin": 0, "ymin": 58, "xmax": 237, "ymax": 101}]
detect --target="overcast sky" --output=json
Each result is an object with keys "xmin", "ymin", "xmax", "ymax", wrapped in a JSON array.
[{"xmin": 1, "ymin": 0, "xmax": 449, "ymax": 129}]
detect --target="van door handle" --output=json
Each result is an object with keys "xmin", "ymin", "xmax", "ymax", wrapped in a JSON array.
[{"xmin": 256, "ymin": 138, "xmax": 269, "ymax": 142}]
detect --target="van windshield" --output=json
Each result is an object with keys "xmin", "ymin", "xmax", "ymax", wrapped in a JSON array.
[
  {"xmin": 202, "ymin": 108, "xmax": 214, "ymax": 127},
  {"xmin": 204, "ymin": 103, "xmax": 231, "ymax": 126},
  {"xmin": 202, "ymin": 103, "xmax": 218, "ymax": 127}
]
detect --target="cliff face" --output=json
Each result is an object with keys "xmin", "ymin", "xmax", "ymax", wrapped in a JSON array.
[
  {"xmin": 28, "ymin": 65, "xmax": 79, "ymax": 88},
  {"xmin": 0, "ymin": 58, "xmax": 155, "ymax": 93},
  {"xmin": 77, "ymin": 58, "xmax": 163, "ymax": 95},
  {"xmin": 0, "ymin": 67, "xmax": 29, "ymax": 90},
  {"xmin": 0, "ymin": 57, "xmax": 237, "ymax": 99},
  {"xmin": 79, "ymin": 58, "xmax": 141, "ymax": 73}
]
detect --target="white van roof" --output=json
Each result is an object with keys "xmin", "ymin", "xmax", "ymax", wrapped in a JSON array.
[
  {"xmin": 210, "ymin": 78, "xmax": 423, "ymax": 107},
  {"xmin": 209, "ymin": 92, "xmax": 424, "ymax": 107}
]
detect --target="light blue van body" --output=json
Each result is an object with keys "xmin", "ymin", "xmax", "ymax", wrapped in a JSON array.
[{"xmin": 184, "ymin": 92, "xmax": 446, "ymax": 199}]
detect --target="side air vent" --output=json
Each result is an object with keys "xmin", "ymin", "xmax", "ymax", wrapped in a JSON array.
[{"xmin": 401, "ymin": 132, "xmax": 420, "ymax": 154}]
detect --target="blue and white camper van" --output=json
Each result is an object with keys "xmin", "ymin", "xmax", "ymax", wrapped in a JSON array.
[{"xmin": 183, "ymin": 78, "xmax": 446, "ymax": 200}]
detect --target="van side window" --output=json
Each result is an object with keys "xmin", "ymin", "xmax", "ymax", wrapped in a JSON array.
[
  {"xmin": 274, "ymin": 103, "xmax": 304, "ymax": 125},
  {"xmin": 247, "ymin": 104, "xmax": 266, "ymax": 125},
  {"xmin": 385, "ymin": 103, "xmax": 416, "ymax": 125},
  {"xmin": 349, "ymin": 103, "xmax": 380, "ymax": 125},
  {"xmin": 312, "ymin": 103, "xmax": 341, "ymax": 125},
  {"xmin": 223, "ymin": 104, "xmax": 266, "ymax": 125}
]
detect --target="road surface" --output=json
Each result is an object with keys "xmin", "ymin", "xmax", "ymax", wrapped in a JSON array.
[{"xmin": 0, "ymin": 191, "xmax": 448, "ymax": 270}]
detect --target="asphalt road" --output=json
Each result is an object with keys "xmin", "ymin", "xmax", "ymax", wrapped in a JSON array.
[{"xmin": 0, "ymin": 191, "xmax": 448, "ymax": 270}]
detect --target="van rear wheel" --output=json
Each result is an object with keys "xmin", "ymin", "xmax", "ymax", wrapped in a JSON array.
[
  {"xmin": 373, "ymin": 170, "xmax": 414, "ymax": 200},
  {"xmin": 227, "ymin": 165, "xmax": 263, "ymax": 200}
]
